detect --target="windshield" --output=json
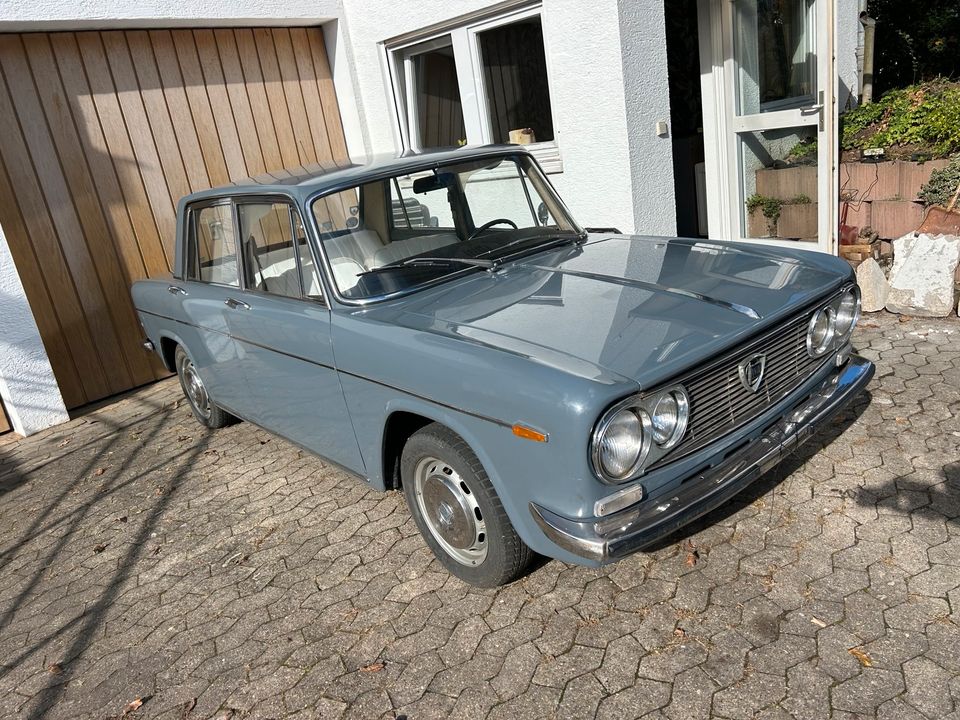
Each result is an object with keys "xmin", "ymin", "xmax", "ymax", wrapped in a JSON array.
[{"xmin": 311, "ymin": 153, "xmax": 580, "ymax": 300}]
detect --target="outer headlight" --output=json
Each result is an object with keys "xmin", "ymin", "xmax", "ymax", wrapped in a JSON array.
[
  {"xmin": 806, "ymin": 307, "xmax": 836, "ymax": 357},
  {"xmin": 651, "ymin": 387, "xmax": 689, "ymax": 449},
  {"xmin": 593, "ymin": 407, "xmax": 651, "ymax": 481},
  {"xmin": 835, "ymin": 286, "xmax": 861, "ymax": 339}
]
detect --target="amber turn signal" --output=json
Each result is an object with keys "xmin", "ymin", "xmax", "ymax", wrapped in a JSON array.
[{"xmin": 512, "ymin": 424, "xmax": 548, "ymax": 442}]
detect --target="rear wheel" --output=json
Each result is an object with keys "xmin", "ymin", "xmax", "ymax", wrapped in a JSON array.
[
  {"xmin": 401, "ymin": 423, "xmax": 533, "ymax": 587},
  {"xmin": 175, "ymin": 346, "xmax": 235, "ymax": 429}
]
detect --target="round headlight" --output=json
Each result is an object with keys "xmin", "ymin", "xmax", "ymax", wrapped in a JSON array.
[
  {"xmin": 806, "ymin": 307, "xmax": 836, "ymax": 357},
  {"xmin": 651, "ymin": 388, "xmax": 689, "ymax": 448},
  {"xmin": 595, "ymin": 408, "xmax": 649, "ymax": 481},
  {"xmin": 835, "ymin": 287, "xmax": 861, "ymax": 338}
]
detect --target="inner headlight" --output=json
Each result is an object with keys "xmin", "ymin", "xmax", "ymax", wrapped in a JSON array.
[
  {"xmin": 594, "ymin": 408, "xmax": 650, "ymax": 481},
  {"xmin": 835, "ymin": 287, "xmax": 861, "ymax": 339},
  {"xmin": 806, "ymin": 307, "xmax": 836, "ymax": 357},
  {"xmin": 651, "ymin": 388, "xmax": 689, "ymax": 449}
]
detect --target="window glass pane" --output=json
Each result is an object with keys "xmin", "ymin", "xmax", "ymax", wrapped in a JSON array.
[
  {"xmin": 292, "ymin": 212, "xmax": 323, "ymax": 300},
  {"xmin": 238, "ymin": 202, "xmax": 302, "ymax": 298},
  {"xmin": 460, "ymin": 159, "xmax": 542, "ymax": 228},
  {"xmin": 738, "ymin": 126, "xmax": 817, "ymax": 241},
  {"xmin": 412, "ymin": 44, "xmax": 466, "ymax": 148},
  {"xmin": 191, "ymin": 204, "xmax": 238, "ymax": 286},
  {"xmin": 734, "ymin": 0, "xmax": 815, "ymax": 114},
  {"xmin": 478, "ymin": 16, "xmax": 554, "ymax": 143},
  {"xmin": 314, "ymin": 154, "xmax": 578, "ymax": 300}
]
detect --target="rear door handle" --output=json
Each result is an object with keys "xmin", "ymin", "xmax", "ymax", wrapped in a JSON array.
[
  {"xmin": 167, "ymin": 285, "xmax": 187, "ymax": 295},
  {"xmin": 224, "ymin": 297, "xmax": 250, "ymax": 310}
]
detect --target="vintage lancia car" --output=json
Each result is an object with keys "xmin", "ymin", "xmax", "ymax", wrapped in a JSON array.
[{"xmin": 132, "ymin": 146, "xmax": 873, "ymax": 587}]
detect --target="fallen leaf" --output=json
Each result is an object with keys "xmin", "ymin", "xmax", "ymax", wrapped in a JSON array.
[
  {"xmin": 673, "ymin": 627, "xmax": 686, "ymax": 639},
  {"xmin": 117, "ymin": 516, "xmax": 128, "ymax": 523},
  {"xmin": 177, "ymin": 435, "xmax": 192, "ymax": 442},
  {"xmin": 848, "ymin": 647, "xmax": 873, "ymax": 667},
  {"xmin": 259, "ymin": 438, "xmax": 271, "ymax": 445},
  {"xmin": 810, "ymin": 617, "xmax": 827, "ymax": 628},
  {"xmin": 48, "ymin": 663, "xmax": 63, "ymax": 675},
  {"xmin": 122, "ymin": 695, "xmax": 151, "ymax": 716},
  {"xmin": 57, "ymin": 438, "xmax": 71, "ymax": 448},
  {"xmin": 94, "ymin": 544, "xmax": 107, "ymax": 554},
  {"xmin": 360, "ymin": 661, "xmax": 385, "ymax": 673},
  {"xmin": 683, "ymin": 539, "xmax": 700, "ymax": 567},
  {"xmin": 94, "ymin": 467, "xmax": 106, "ymax": 476},
  {"xmin": 898, "ymin": 315, "xmax": 912, "ymax": 323}
]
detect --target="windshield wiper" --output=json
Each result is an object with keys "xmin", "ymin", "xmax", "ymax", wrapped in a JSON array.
[
  {"xmin": 356, "ymin": 256, "xmax": 497, "ymax": 278},
  {"xmin": 480, "ymin": 232, "xmax": 582, "ymax": 258}
]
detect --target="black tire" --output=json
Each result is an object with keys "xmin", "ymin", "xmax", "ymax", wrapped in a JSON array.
[
  {"xmin": 174, "ymin": 345, "xmax": 236, "ymax": 429},
  {"xmin": 401, "ymin": 423, "xmax": 534, "ymax": 587}
]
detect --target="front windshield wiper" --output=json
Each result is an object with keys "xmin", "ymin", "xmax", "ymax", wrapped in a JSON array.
[
  {"xmin": 356, "ymin": 256, "xmax": 497, "ymax": 278},
  {"xmin": 480, "ymin": 232, "xmax": 583, "ymax": 258}
]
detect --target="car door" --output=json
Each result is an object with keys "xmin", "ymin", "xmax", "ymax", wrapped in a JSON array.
[
  {"xmin": 177, "ymin": 199, "xmax": 248, "ymax": 414},
  {"xmin": 225, "ymin": 196, "xmax": 365, "ymax": 472}
]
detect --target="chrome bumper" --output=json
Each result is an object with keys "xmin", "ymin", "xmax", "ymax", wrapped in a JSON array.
[{"xmin": 530, "ymin": 354, "xmax": 874, "ymax": 563}]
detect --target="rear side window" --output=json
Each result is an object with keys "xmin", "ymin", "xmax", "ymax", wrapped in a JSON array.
[{"xmin": 188, "ymin": 204, "xmax": 239, "ymax": 286}]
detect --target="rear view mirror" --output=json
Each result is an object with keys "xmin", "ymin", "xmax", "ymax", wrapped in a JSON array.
[{"xmin": 412, "ymin": 172, "xmax": 454, "ymax": 194}]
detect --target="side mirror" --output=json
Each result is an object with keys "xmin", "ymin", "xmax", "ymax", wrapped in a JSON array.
[{"xmin": 537, "ymin": 202, "xmax": 549, "ymax": 226}]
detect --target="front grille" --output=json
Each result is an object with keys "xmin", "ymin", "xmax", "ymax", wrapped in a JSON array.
[{"xmin": 659, "ymin": 308, "xmax": 830, "ymax": 465}]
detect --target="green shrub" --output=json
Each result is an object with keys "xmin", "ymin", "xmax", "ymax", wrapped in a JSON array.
[
  {"xmin": 918, "ymin": 156, "xmax": 960, "ymax": 206},
  {"xmin": 840, "ymin": 80, "xmax": 960, "ymax": 158},
  {"xmin": 746, "ymin": 194, "xmax": 782, "ymax": 222}
]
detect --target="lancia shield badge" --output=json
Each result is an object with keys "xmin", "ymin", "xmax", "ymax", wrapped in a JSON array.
[{"xmin": 738, "ymin": 353, "xmax": 766, "ymax": 393}]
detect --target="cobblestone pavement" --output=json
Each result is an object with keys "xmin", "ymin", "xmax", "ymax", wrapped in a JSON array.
[{"xmin": 0, "ymin": 312, "xmax": 958, "ymax": 720}]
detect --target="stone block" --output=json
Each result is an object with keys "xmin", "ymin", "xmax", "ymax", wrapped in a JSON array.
[
  {"xmin": 885, "ymin": 233, "xmax": 960, "ymax": 317},
  {"xmin": 856, "ymin": 258, "xmax": 889, "ymax": 312},
  {"xmin": 756, "ymin": 166, "xmax": 816, "ymax": 201},
  {"xmin": 899, "ymin": 160, "xmax": 950, "ymax": 201},
  {"xmin": 779, "ymin": 203, "xmax": 818, "ymax": 239},
  {"xmin": 871, "ymin": 200, "xmax": 925, "ymax": 240},
  {"xmin": 841, "ymin": 200, "xmax": 871, "ymax": 232},
  {"xmin": 747, "ymin": 207, "xmax": 776, "ymax": 238}
]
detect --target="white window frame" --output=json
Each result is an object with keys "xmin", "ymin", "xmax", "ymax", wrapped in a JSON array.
[{"xmin": 383, "ymin": 3, "xmax": 563, "ymax": 173}]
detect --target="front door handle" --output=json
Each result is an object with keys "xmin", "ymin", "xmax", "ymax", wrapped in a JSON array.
[
  {"xmin": 224, "ymin": 297, "xmax": 250, "ymax": 310},
  {"xmin": 167, "ymin": 285, "xmax": 187, "ymax": 295}
]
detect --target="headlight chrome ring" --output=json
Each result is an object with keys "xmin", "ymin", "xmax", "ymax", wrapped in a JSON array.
[
  {"xmin": 650, "ymin": 386, "xmax": 689, "ymax": 449},
  {"xmin": 835, "ymin": 286, "xmax": 861, "ymax": 339},
  {"xmin": 591, "ymin": 405, "xmax": 652, "ymax": 483},
  {"xmin": 806, "ymin": 307, "xmax": 836, "ymax": 357}
]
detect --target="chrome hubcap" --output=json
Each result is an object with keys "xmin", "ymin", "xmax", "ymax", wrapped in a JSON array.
[
  {"xmin": 414, "ymin": 456, "xmax": 487, "ymax": 566},
  {"xmin": 181, "ymin": 360, "xmax": 211, "ymax": 419}
]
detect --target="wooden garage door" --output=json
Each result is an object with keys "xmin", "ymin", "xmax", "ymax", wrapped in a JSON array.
[{"xmin": 0, "ymin": 28, "xmax": 348, "ymax": 409}]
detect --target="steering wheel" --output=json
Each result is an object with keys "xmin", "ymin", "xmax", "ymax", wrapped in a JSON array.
[{"xmin": 468, "ymin": 218, "xmax": 518, "ymax": 241}]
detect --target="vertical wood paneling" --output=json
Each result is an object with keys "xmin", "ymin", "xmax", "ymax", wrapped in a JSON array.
[{"xmin": 0, "ymin": 27, "xmax": 347, "ymax": 409}]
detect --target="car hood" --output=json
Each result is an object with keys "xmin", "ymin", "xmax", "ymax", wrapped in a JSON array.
[{"xmin": 363, "ymin": 235, "xmax": 852, "ymax": 388}]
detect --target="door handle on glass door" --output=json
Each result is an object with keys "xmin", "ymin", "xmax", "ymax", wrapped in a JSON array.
[{"xmin": 224, "ymin": 297, "xmax": 250, "ymax": 310}]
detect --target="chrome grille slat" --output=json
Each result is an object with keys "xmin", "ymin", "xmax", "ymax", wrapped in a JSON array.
[{"xmin": 650, "ymin": 305, "xmax": 834, "ymax": 467}]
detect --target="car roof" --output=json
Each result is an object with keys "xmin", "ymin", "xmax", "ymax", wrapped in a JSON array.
[{"xmin": 183, "ymin": 144, "xmax": 531, "ymax": 204}]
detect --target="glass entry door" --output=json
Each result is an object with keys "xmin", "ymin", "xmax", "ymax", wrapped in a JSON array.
[{"xmin": 705, "ymin": 0, "xmax": 835, "ymax": 252}]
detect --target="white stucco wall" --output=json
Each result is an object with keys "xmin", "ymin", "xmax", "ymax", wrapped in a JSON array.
[
  {"xmin": 0, "ymin": 230, "xmax": 70, "ymax": 436},
  {"xmin": 836, "ymin": 0, "xmax": 864, "ymax": 110},
  {"xmin": 617, "ymin": 0, "xmax": 677, "ymax": 236},
  {"xmin": 340, "ymin": 0, "xmax": 661, "ymax": 235}
]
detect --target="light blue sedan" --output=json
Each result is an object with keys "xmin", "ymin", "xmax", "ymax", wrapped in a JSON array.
[{"xmin": 132, "ymin": 145, "xmax": 873, "ymax": 587}]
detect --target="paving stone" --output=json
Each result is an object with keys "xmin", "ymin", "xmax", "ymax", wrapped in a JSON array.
[{"xmin": 0, "ymin": 312, "xmax": 957, "ymax": 718}]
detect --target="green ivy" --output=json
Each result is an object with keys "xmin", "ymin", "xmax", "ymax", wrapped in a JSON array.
[
  {"xmin": 840, "ymin": 80, "xmax": 960, "ymax": 158},
  {"xmin": 918, "ymin": 155, "xmax": 960, "ymax": 206},
  {"xmin": 746, "ymin": 194, "xmax": 783, "ymax": 222}
]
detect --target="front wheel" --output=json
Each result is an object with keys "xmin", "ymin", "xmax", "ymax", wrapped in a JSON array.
[
  {"xmin": 174, "ymin": 346, "xmax": 236, "ymax": 429},
  {"xmin": 401, "ymin": 424, "xmax": 533, "ymax": 587}
]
